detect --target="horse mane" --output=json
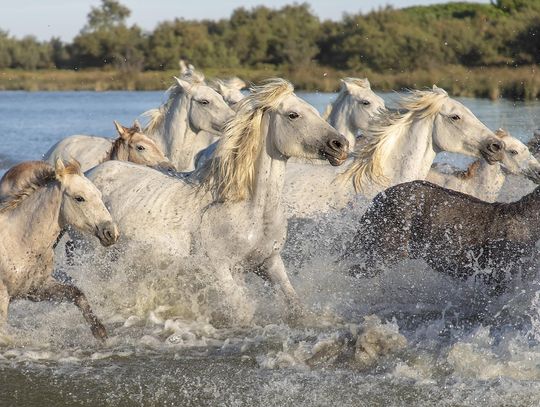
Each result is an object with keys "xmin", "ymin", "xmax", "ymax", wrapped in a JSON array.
[
  {"xmin": 142, "ymin": 75, "xmax": 205, "ymax": 134},
  {"xmin": 340, "ymin": 89, "xmax": 448, "ymax": 192},
  {"xmin": 199, "ymin": 78, "xmax": 294, "ymax": 202},
  {"xmin": 0, "ymin": 160, "xmax": 79, "ymax": 213},
  {"xmin": 321, "ymin": 103, "xmax": 333, "ymax": 120}
]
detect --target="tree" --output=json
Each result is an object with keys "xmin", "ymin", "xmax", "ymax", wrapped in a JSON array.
[
  {"xmin": 83, "ymin": 0, "xmax": 131, "ymax": 32},
  {"xmin": 72, "ymin": 0, "xmax": 144, "ymax": 71}
]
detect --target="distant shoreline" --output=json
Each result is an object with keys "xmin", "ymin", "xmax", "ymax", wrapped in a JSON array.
[{"xmin": 1, "ymin": 65, "xmax": 538, "ymax": 101}]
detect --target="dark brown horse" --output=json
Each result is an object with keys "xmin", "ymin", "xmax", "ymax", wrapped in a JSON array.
[{"xmin": 344, "ymin": 180, "xmax": 540, "ymax": 290}]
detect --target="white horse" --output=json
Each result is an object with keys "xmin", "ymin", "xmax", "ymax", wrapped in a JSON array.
[
  {"xmin": 324, "ymin": 77, "xmax": 386, "ymax": 148},
  {"xmin": 86, "ymin": 79, "xmax": 349, "ymax": 324},
  {"xmin": 427, "ymin": 129, "xmax": 540, "ymax": 202},
  {"xmin": 143, "ymin": 76, "xmax": 235, "ymax": 171},
  {"xmin": 0, "ymin": 160, "xmax": 119, "ymax": 340},
  {"xmin": 43, "ymin": 121, "xmax": 175, "ymax": 172},
  {"xmin": 339, "ymin": 85, "xmax": 504, "ymax": 198}
]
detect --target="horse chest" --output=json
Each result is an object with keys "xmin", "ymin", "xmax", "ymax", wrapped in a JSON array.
[{"xmin": 199, "ymin": 206, "xmax": 286, "ymax": 264}]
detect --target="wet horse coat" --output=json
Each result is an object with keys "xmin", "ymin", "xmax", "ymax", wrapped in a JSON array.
[{"xmin": 345, "ymin": 180, "xmax": 540, "ymax": 289}]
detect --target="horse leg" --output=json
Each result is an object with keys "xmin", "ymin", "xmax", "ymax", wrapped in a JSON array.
[
  {"xmin": 27, "ymin": 279, "xmax": 107, "ymax": 341},
  {"xmin": 258, "ymin": 254, "xmax": 305, "ymax": 320}
]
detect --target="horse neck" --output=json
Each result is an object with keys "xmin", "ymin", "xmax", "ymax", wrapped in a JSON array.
[
  {"xmin": 382, "ymin": 115, "xmax": 436, "ymax": 185},
  {"xmin": 7, "ymin": 184, "xmax": 62, "ymax": 249},
  {"xmin": 513, "ymin": 187, "xmax": 540, "ymax": 227},
  {"xmin": 108, "ymin": 139, "xmax": 129, "ymax": 161},
  {"xmin": 151, "ymin": 94, "xmax": 197, "ymax": 170},
  {"xmin": 328, "ymin": 96, "xmax": 355, "ymax": 140},
  {"xmin": 250, "ymin": 116, "xmax": 287, "ymax": 218},
  {"xmin": 468, "ymin": 160, "xmax": 505, "ymax": 201}
]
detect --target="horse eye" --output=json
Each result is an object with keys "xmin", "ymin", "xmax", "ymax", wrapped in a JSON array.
[
  {"xmin": 74, "ymin": 196, "xmax": 85, "ymax": 203},
  {"xmin": 450, "ymin": 114, "xmax": 461, "ymax": 121},
  {"xmin": 510, "ymin": 150, "xmax": 518, "ymax": 155},
  {"xmin": 136, "ymin": 145, "xmax": 145, "ymax": 151},
  {"xmin": 199, "ymin": 99, "xmax": 210, "ymax": 105},
  {"xmin": 288, "ymin": 112, "xmax": 299, "ymax": 120},
  {"xmin": 361, "ymin": 100, "xmax": 371, "ymax": 106}
]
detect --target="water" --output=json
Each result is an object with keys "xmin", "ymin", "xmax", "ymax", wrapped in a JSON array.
[{"xmin": 1, "ymin": 90, "xmax": 540, "ymax": 406}]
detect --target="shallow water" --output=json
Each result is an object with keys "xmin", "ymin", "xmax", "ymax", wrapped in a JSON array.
[{"xmin": 1, "ymin": 90, "xmax": 540, "ymax": 406}]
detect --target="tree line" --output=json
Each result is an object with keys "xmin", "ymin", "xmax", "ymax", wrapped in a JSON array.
[{"xmin": 0, "ymin": 0, "xmax": 539, "ymax": 73}]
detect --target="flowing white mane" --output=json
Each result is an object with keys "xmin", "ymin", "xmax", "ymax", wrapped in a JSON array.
[
  {"xmin": 142, "ymin": 75, "xmax": 205, "ymax": 134},
  {"xmin": 200, "ymin": 78, "xmax": 294, "ymax": 202},
  {"xmin": 340, "ymin": 89, "xmax": 448, "ymax": 191}
]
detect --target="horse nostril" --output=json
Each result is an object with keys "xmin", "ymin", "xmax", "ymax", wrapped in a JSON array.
[
  {"xmin": 489, "ymin": 141, "xmax": 502, "ymax": 152},
  {"xmin": 329, "ymin": 139, "xmax": 343, "ymax": 151}
]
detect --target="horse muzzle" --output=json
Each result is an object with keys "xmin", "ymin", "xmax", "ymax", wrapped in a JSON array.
[
  {"xmin": 320, "ymin": 136, "xmax": 350, "ymax": 166},
  {"xmin": 96, "ymin": 221, "xmax": 119, "ymax": 247},
  {"xmin": 480, "ymin": 138, "xmax": 504, "ymax": 164},
  {"xmin": 156, "ymin": 161, "xmax": 177, "ymax": 172}
]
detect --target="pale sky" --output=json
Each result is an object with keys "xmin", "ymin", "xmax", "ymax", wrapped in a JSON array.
[{"xmin": 0, "ymin": 0, "xmax": 491, "ymax": 41}]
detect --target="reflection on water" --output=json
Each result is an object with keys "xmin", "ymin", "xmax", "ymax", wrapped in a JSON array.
[{"xmin": 0, "ymin": 91, "xmax": 540, "ymax": 406}]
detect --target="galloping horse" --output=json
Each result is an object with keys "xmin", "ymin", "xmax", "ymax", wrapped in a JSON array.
[
  {"xmin": 344, "ymin": 180, "xmax": 540, "ymax": 291},
  {"xmin": 0, "ymin": 160, "xmax": 119, "ymax": 340},
  {"xmin": 85, "ymin": 79, "xmax": 349, "ymax": 324},
  {"xmin": 339, "ymin": 86, "xmax": 504, "ymax": 197}
]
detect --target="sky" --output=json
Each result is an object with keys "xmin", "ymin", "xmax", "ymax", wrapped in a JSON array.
[{"xmin": 1, "ymin": 0, "xmax": 491, "ymax": 41}]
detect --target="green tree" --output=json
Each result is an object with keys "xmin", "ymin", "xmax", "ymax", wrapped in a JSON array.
[
  {"xmin": 0, "ymin": 30, "xmax": 13, "ymax": 68},
  {"xmin": 83, "ymin": 0, "xmax": 131, "ymax": 32},
  {"xmin": 72, "ymin": 0, "xmax": 144, "ymax": 71}
]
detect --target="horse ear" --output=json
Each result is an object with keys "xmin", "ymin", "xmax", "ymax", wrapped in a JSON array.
[
  {"xmin": 360, "ymin": 78, "xmax": 371, "ymax": 89},
  {"xmin": 217, "ymin": 81, "xmax": 227, "ymax": 94},
  {"xmin": 55, "ymin": 158, "xmax": 66, "ymax": 181},
  {"xmin": 132, "ymin": 119, "xmax": 142, "ymax": 133},
  {"xmin": 114, "ymin": 120, "xmax": 130, "ymax": 140},
  {"xmin": 174, "ymin": 76, "xmax": 192, "ymax": 93},
  {"xmin": 340, "ymin": 79, "xmax": 353, "ymax": 93},
  {"xmin": 495, "ymin": 128, "xmax": 508, "ymax": 138},
  {"xmin": 432, "ymin": 85, "xmax": 448, "ymax": 96}
]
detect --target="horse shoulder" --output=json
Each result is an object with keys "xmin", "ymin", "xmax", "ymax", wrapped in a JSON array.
[{"xmin": 88, "ymin": 161, "xmax": 200, "ymax": 250}]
